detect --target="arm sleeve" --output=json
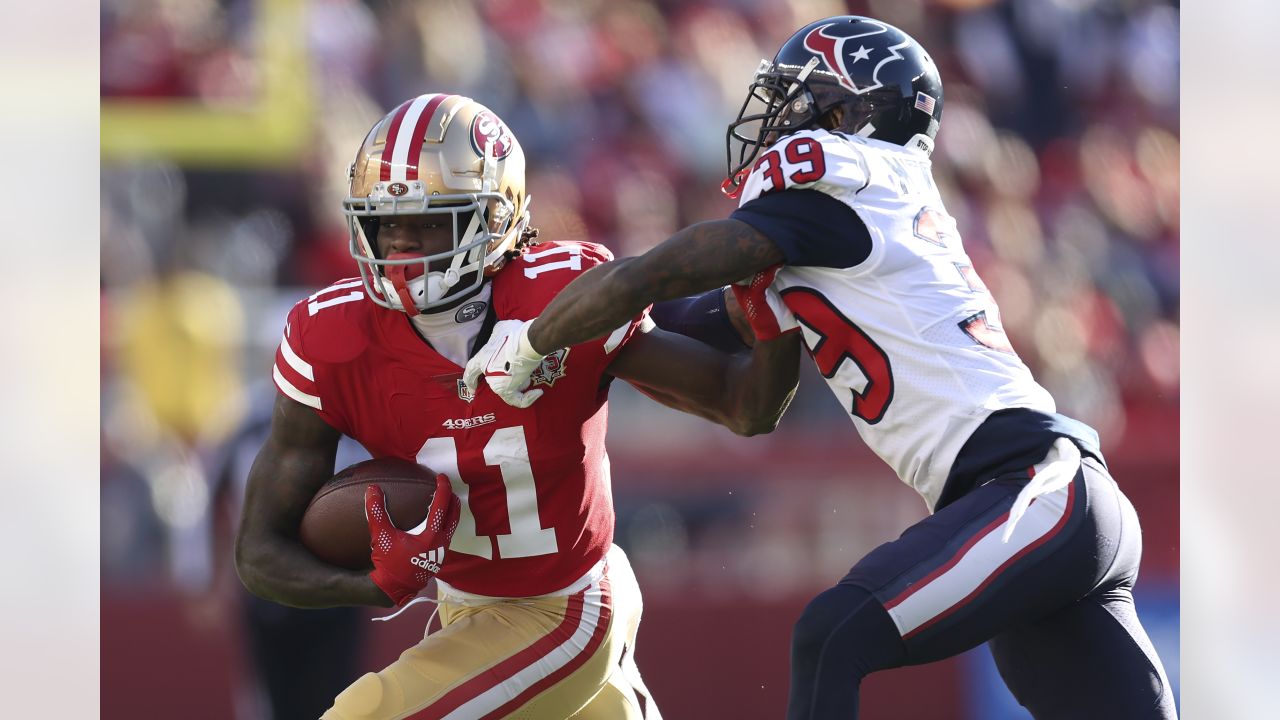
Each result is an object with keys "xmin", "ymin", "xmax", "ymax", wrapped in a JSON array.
[
  {"xmin": 650, "ymin": 289, "xmax": 748, "ymax": 354},
  {"xmin": 730, "ymin": 189, "xmax": 873, "ymax": 270}
]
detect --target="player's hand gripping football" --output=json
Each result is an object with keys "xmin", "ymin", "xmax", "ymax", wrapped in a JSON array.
[
  {"xmin": 730, "ymin": 265, "xmax": 797, "ymax": 342},
  {"xmin": 365, "ymin": 474, "xmax": 461, "ymax": 606},
  {"xmin": 463, "ymin": 318, "xmax": 548, "ymax": 408}
]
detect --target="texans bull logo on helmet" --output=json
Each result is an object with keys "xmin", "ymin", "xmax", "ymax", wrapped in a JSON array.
[
  {"xmin": 802, "ymin": 20, "xmax": 910, "ymax": 96},
  {"xmin": 722, "ymin": 15, "xmax": 943, "ymax": 196}
]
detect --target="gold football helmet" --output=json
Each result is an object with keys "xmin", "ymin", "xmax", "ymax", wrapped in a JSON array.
[{"xmin": 343, "ymin": 94, "xmax": 529, "ymax": 315}]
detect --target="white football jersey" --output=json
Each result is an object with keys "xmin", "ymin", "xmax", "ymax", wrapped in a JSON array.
[{"xmin": 737, "ymin": 129, "xmax": 1056, "ymax": 509}]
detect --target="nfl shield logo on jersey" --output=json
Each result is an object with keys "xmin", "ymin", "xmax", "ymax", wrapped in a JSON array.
[
  {"xmin": 457, "ymin": 379, "xmax": 475, "ymax": 403},
  {"xmin": 530, "ymin": 348, "xmax": 570, "ymax": 388}
]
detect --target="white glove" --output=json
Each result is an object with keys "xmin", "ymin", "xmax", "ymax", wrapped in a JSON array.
[{"xmin": 462, "ymin": 319, "xmax": 548, "ymax": 408}]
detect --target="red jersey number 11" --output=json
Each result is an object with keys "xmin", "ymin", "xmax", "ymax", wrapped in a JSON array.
[{"xmin": 417, "ymin": 426, "xmax": 558, "ymax": 560}]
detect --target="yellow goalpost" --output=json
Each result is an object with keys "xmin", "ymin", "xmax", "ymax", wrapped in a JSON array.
[{"xmin": 101, "ymin": 0, "xmax": 312, "ymax": 167}]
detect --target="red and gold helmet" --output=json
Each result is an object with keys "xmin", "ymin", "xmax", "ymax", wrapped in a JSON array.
[{"xmin": 343, "ymin": 94, "xmax": 529, "ymax": 314}]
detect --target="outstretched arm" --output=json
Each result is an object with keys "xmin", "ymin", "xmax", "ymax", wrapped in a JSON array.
[
  {"xmin": 527, "ymin": 219, "xmax": 784, "ymax": 354},
  {"xmin": 235, "ymin": 394, "xmax": 394, "ymax": 608},
  {"xmin": 608, "ymin": 321, "xmax": 802, "ymax": 436}
]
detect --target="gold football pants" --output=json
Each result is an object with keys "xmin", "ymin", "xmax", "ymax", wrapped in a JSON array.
[{"xmin": 324, "ymin": 545, "xmax": 661, "ymax": 720}]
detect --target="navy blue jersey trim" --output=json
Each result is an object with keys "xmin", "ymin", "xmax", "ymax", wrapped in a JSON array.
[
  {"xmin": 937, "ymin": 409, "xmax": 1104, "ymax": 510},
  {"xmin": 731, "ymin": 189, "xmax": 873, "ymax": 269}
]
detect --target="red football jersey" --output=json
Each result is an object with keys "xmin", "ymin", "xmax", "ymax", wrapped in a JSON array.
[{"xmin": 272, "ymin": 241, "xmax": 644, "ymax": 596}]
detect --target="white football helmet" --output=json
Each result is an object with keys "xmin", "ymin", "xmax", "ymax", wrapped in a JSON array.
[{"xmin": 343, "ymin": 94, "xmax": 530, "ymax": 315}]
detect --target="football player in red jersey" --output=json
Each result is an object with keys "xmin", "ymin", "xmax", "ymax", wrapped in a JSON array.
[{"xmin": 234, "ymin": 94, "xmax": 801, "ymax": 720}]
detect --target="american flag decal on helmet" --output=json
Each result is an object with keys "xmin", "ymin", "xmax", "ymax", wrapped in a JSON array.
[{"xmin": 914, "ymin": 92, "xmax": 936, "ymax": 115}]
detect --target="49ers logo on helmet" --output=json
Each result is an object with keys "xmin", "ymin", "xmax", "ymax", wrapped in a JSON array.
[{"xmin": 470, "ymin": 111, "xmax": 514, "ymax": 160}]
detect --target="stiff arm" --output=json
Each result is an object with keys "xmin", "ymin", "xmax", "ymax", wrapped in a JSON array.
[
  {"xmin": 607, "ymin": 321, "xmax": 802, "ymax": 436},
  {"xmin": 527, "ymin": 219, "xmax": 784, "ymax": 354}
]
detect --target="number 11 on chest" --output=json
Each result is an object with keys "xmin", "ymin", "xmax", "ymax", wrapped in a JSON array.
[{"xmin": 418, "ymin": 426, "xmax": 559, "ymax": 560}]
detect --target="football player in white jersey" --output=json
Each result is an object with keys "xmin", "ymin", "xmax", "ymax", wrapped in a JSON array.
[{"xmin": 465, "ymin": 15, "xmax": 1176, "ymax": 720}]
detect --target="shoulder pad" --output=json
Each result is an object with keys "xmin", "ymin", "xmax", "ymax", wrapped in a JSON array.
[
  {"xmin": 737, "ymin": 130, "xmax": 869, "ymax": 206},
  {"xmin": 496, "ymin": 240, "xmax": 616, "ymax": 318},
  {"xmin": 283, "ymin": 280, "xmax": 372, "ymax": 366}
]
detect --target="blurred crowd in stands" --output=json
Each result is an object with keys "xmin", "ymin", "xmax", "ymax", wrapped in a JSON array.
[{"xmin": 101, "ymin": 0, "xmax": 1179, "ymax": 592}]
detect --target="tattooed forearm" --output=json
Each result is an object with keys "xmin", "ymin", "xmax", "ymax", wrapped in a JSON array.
[{"xmin": 528, "ymin": 219, "xmax": 784, "ymax": 353}]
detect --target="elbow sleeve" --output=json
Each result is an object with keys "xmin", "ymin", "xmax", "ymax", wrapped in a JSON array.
[{"xmin": 650, "ymin": 290, "xmax": 748, "ymax": 354}]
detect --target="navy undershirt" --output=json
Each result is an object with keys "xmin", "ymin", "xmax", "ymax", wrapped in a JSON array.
[
  {"xmin": 937, "ymin": 409, "xmax": 1105, "ymax": 510},
  {"xmin": 650, "ymin": 190, "xmax": 873, "ymax": 350},
  {"xmin": 731, "ymin": 189, "xmax": 873, "ymax": 269}
]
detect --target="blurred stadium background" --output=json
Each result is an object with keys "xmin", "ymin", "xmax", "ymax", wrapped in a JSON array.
[{"xmin": 99, "ymin": 0, "xmax": 1179, "ymax": 718}]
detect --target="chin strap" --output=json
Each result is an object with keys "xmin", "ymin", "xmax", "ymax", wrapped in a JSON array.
[
  {"xmin": 379, "ymin": 208, "xmax": 502, "ymax": 315},
  {"xmin": 384, "ymin": 253, "xmax": 424, "ymax": 317},
  {"xmin": 721, "ymin": 171, "xmax": 747, "ymax": 199}
]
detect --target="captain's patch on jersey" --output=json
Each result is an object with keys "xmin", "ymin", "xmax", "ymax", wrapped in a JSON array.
[{"xmin": 530, "ymin": 348, "xmax": 570, "ymax": 388}]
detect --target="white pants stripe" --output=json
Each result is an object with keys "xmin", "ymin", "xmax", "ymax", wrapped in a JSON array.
[{"xmin": 884, "ymin": 479, "xmax": 1077, "ymax": 638}]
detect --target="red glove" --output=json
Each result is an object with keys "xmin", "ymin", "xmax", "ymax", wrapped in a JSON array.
[
  {"xmin": 365, "ymin": 475, "xmax": 461, "ymax": 606},
  {"xmin": 731, "ymin": 265, "xmax": 790, "ymax": 342}
]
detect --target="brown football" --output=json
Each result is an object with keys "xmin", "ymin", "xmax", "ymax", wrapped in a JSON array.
[{"xmin": 299, "ymin": 457, "xmax": 440, "ymax": 570}]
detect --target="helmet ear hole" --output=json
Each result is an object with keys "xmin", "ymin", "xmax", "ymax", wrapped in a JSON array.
[{"xmin": 818, "ymin": 106, "xmax": 844, "ymax": 131}]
